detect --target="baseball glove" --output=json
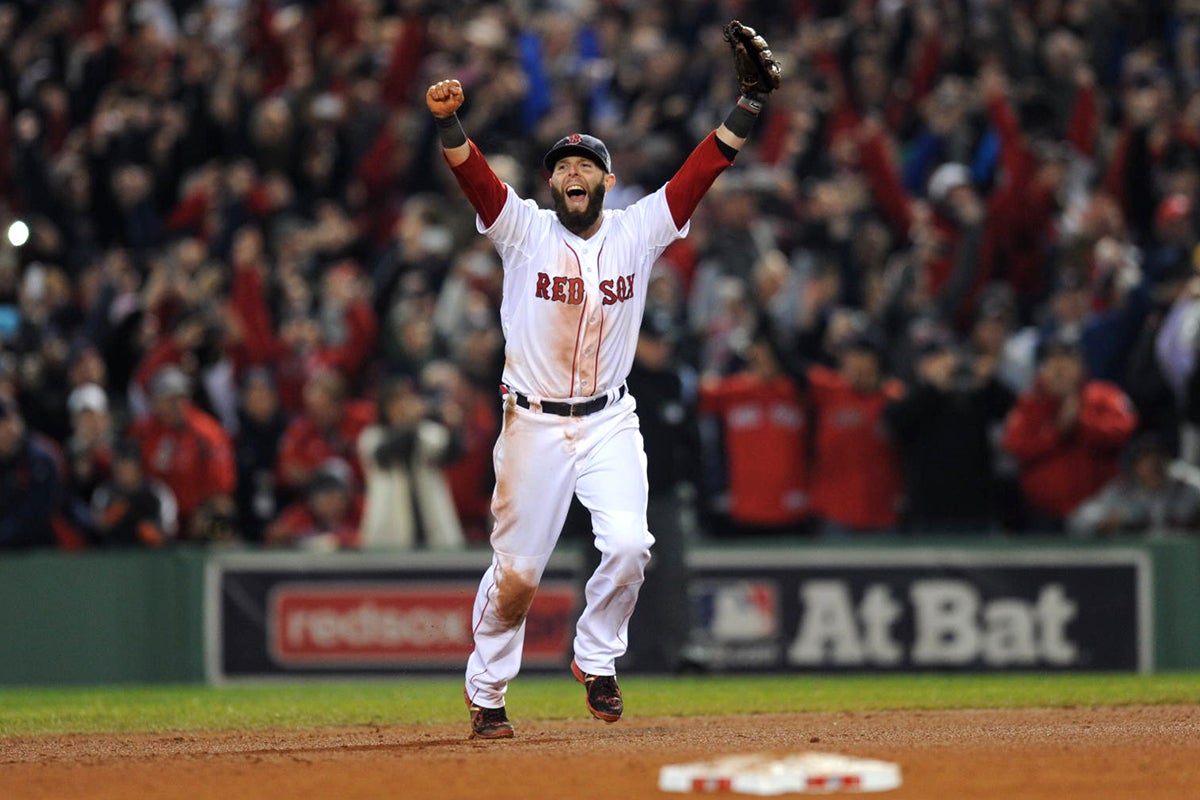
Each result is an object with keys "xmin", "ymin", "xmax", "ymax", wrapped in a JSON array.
[{"xmin": 723, "ymin": 20, "xmax": 782, "ymax": 99}]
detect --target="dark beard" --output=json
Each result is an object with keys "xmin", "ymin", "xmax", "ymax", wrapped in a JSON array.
[{"xmin": 552, "ymin": 182, "xmax": 606, "ymax": 236}]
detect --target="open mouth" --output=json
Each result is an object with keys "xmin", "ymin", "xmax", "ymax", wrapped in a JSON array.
[{"xmin": 566, "ymin": 186, "xmax": 587, "ymax": 200}]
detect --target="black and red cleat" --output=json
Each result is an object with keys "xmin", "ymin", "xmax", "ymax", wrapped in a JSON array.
[
  {"xmin": 571, "ymin": 659, "xmax": 623, "ymax": 723},
  {"xmin": 465, "ymin": 689, "xmax": 514, "ymax": 739}
]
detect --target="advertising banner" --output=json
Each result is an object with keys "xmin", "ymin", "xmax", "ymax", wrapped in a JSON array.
[
  {"xmin": 206, "ymin": 551, "xmax": 579, "ymax": 682},
  {"xmin": 687, "ymin": 548, "xmax": 1152, "ymax": 672},
  {"xmin": 206, "ymin": 546, "xmax": 1152, "ymax": 682}
]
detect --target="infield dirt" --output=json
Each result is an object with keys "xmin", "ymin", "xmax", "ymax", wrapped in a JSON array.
[{"xmin": 2, "ymin": 705, "xmax": 1197, "ymax": 799}]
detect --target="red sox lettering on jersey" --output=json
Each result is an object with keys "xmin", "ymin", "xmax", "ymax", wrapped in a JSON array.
[{"xmin": 534, "ymin": 272, "xmax": 635, "ymax": 306}]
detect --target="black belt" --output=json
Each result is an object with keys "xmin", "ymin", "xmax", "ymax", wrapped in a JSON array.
[{"xmin": 504, "ymin": 385, "xmax": 626, "ymax": 417}]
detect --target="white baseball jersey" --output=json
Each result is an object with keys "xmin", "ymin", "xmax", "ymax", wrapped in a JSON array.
[{"xmin": 482, "ymin": 184, "xmax": 688, "ymax": 401}]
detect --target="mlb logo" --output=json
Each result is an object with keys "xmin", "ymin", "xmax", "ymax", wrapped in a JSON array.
[{"xmin": 691, "ymin": 581, "xmax": 779, "ymax": 643}]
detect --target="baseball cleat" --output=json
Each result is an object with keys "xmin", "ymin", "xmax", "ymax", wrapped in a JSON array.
[
  {"xmin": 468, "ymin": 703, "xmax": 515, "ymax": 739},
  {"xmin": 465, "ymin": 689, "xmax": 514, "ymax": 739},
  {"xmin": 571, "ymin": 659, "xmax": 623, "ymax": 723}
]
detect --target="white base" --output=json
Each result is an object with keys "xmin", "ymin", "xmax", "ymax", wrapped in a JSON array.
[{"xmin": 659, "ymin": 751, "xmax": 902, "ymax": 795}]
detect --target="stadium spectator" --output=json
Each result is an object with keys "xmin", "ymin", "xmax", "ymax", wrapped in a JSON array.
[
  {"xmin": 1144, "ymin": 194, "xmax": 1196, "ymax": 289},
  {"xmin": 965, "ymin": 288, "xmax": 1037, "ymax": 530},
  {"xmin": 807, "ymin": 330, "xmax": 906, "ymax": 536},
  {"xmin": 3, "ymin": 1, "xmax": 1200, "ymax": 544},
  {"xmin": 90, "ymin": 444, "xmax": 177, "ymax": 547},
  {"xmin": 265, "ymin": 461, "xmax": 363, "ymax": 551},
  {"xmin": 0, "ymin": 394, "xmax": 64, "ymax": 549},
  {"xmin": 131, "ymin": 296, "xmax": 233, "ymax": 425},
  {"xmin": 1155, "ymin": 266, "xmax": 1200, "ymax": 410},
  {"xmin": 974, "ymin": 64, "xmax": 1084, "ymax": 315},
  {"xmin": 856, "ymin": 123, "xmax": 990, "ymax": 330},
  {"xmin": 62, "ymin": 381, "xmax": 115, "ymax": 536},
  {"xmin": 688, "ymin": 173, "xmax": 782, "ymax": 336},
  {"xmin": 884, "ymin": 329, "xmax": 1015, "ymax": 533},
  {"xmin": 313, "ymin": 260, "xmax": 379, "ymax": 391},
  {"xmin": 969, "ymin": 285, "xmax": 1033, "ymax": 396},
  {"xmin": 1123, "ymin": 252, "xmax": 1194, "ymax": 455},
  {"xmin": 699, "ymin": 317, "xmax": 813, "ymax": 538},
  {"xmin": 382, "ymin": 299, "xmax": 442, "ymax": 380},
  {"xmin": 127, "ymin": 364, "xmax": 236, "ymax": 541},
  {"xmin": 7, "ymin": 263, "xmax": 79, "ymax": 442},
  {"xmin": 1002, "ymin": 333, "xmax": 1139, "ymax": 530},
  {"xmin": 422, "ymin": 356, "xmax": 499, "ymax": 546},
  {"xmin": 371, "ymin": 193, "xmax": 459, "ymax": 329},
  {"xmin": 226, "ymin": 225, "xmax": 287, "ymax": 376},
  {"xmin": 357, "ymin": 374, "xmax": 464, "ymax": 549},
  {"xmin": 1068, "ymin": 432, "xmax": 1200, "ymax": 537},
  {"xmin": 275, "ymin": 368, "xmax": 374, "ymax": 502},
  {"xmin": 232, "ymin": 367, "xmax": 288, "ymax": 544}
]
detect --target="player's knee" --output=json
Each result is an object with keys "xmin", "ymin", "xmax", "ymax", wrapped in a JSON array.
[
  {"xmin": 597, "ymin": 514, "xmax": 652, "ymax": 583},
  {"xmin": 494, "ymin": 565, "xmax": 539, "ymax": 629}
]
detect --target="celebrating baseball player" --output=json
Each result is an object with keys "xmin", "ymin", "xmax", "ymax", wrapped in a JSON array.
[{"xmin": 427, "ymin": 21, "xmax": 781, "ymax": 739}]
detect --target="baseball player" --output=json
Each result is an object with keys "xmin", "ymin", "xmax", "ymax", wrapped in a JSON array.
[{"xmin": 426, "ymin": 21, "xmax": 781, "ymax": 739}]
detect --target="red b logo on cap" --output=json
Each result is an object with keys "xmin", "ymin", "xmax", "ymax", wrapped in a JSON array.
[{"xmin": 567, "ymin": 133, "xmax": 582, "ymax": 144}]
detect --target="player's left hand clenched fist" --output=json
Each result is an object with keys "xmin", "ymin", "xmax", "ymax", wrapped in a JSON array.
[{"xmin": 427, "ymin": 79, "xmax": 465, "ymax": 118}]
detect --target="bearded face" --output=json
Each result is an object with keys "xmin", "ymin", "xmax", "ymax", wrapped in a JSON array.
[{"xmin": 551, "ymin": 178, "xmax": 607, "ymax": 236}]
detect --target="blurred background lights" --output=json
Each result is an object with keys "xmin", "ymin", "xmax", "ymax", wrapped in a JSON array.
[{"xmin": 6, "ymin": 220, "xmax": 29, "ymax": 247}]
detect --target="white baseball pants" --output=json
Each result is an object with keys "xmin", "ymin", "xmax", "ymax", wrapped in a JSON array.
[{"xmin": 464, "ymin": 392, "xmax": 652, "ymax": 709}]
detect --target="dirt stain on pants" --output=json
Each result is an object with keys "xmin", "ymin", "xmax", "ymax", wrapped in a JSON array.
[{"xmin": 494, "ymin": 567, "xmax": 538, "ymax": 629}]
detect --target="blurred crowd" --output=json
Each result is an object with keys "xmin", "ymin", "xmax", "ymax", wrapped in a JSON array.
[{"xmin": 4, "ymin": 0, "xmax": 1200, "ymax": 551}]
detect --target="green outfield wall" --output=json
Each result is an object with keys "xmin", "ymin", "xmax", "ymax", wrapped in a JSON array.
[
  {"xmin": 0, "ymin": 537, "xmax": 1197, "ymax": 686},
  {"xmin": 0, "ymin": 547, "xmax": 210, "ymax": 685}
]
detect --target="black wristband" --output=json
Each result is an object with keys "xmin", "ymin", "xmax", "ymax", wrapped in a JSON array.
[
  {"xmin": 722, "ymin": 94, "xmax": 764, "ymax": 139},
  {"xmin": 435, "ymin": 113, "xmax": 467, "ymax": 149}
]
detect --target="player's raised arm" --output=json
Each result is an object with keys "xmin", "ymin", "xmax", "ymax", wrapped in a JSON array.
[
  {"xmin": 427, "ymin": 79, "xmax": 469, "ymax": 166},
  {"xmin": 427, "ymin": 78, "xmax": 507, "ymax": 227},
  {"xmin": 715, "ymin": 21, "xmax": 783, "ymax": 151},
  {"xmin": 665, "ymin": 20, "xmax": 783, "ymax": 229}
]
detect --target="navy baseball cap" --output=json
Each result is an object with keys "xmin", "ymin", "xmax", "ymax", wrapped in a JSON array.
[{"xmin": 543, "ymin": 133, "xmax": 611, "ymax": 174}]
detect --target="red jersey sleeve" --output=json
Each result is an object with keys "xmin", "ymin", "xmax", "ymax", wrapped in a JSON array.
[
  {"xmin": 449, "ymin": 140, "xmax": 508, "ymax": 228},
  {"xmin": 664, "ymin": 133, "xmax": 735, "ymax": 230}
]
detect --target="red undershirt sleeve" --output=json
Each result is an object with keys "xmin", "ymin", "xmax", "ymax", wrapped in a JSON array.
[
  {"xmin": 664, "ymin": 132, "xmax": 736, "ymax": 230},
  {"xmin": 447, "ymin": 140, "xmax": 508, "ymax": 229}
]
